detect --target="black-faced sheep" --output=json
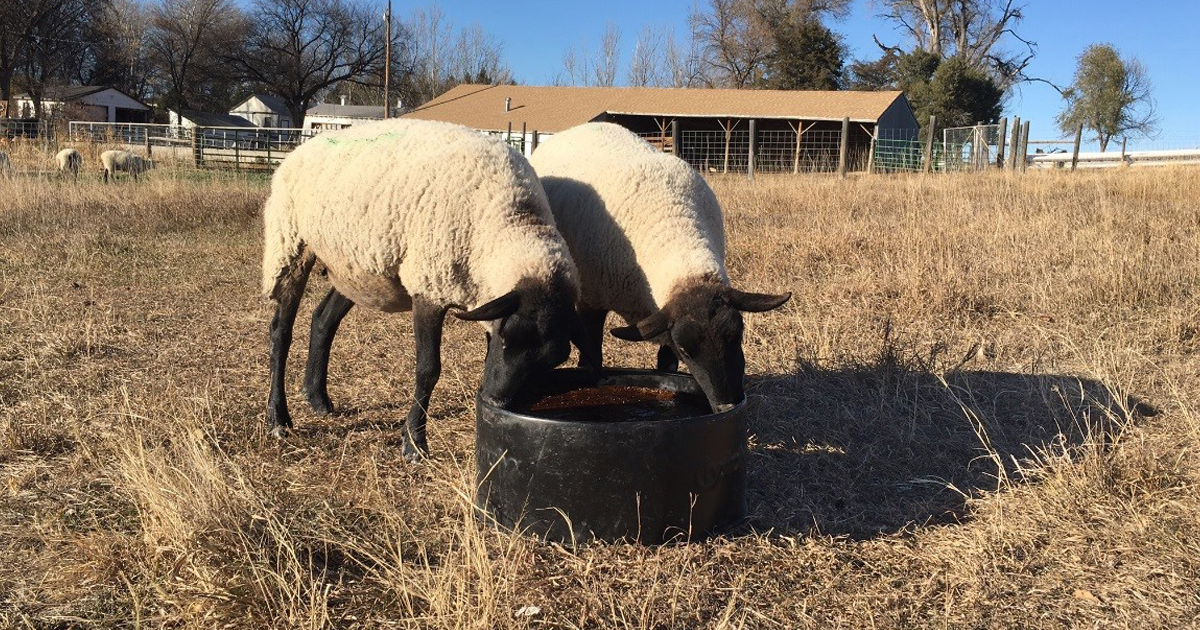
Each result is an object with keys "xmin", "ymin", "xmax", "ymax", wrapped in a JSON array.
[
  {"xmin": 56, "ymin": 148, "xmax": 82, "ymax": 181},
  {"xmin": 101, "ymin": 150, "xmax": 152, "ymax": 182},
  {"xmin": 262, "ymin": 118, "xmax": 582, "ymax": 461},
  {"xmin": 529, "ymin": 122, "xmax": 790, "ymax": 412}
]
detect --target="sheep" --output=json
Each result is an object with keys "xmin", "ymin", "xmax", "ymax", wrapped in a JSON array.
[
  {"xmin": 528, "ymin": 122, "xmax": 790, "ymax": 413},
  {"xmin": 0, "ymin": 151, "xmax": 11, "ymax": 178},
  {"xmin": 263, "ymin": 118, "xmax": 582, "ymax": 461},
  {"xmin": 56, "ymin": 148, "xmax": 82, "ymax": 181},
  {"xmin": 100, "ymin": 149, "xmax": 152, "ymax": 183}
]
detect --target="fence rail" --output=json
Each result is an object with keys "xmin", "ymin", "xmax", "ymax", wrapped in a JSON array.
[{"xmin": 4, "ymin": 117, "xmax": 1198, "ymax": 179}]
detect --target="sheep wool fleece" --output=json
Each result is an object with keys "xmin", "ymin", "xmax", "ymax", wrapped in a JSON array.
[
  {"xmin": 100, "ymin": 150, "xmax": 148, "ymax": 175},
  {"xmin": 261, "ymin": 118, "xmax": 577, "ymax": 311},
  {"xmin": 529, "ymin": 122, "xmax": 727, "ymax": 319}
]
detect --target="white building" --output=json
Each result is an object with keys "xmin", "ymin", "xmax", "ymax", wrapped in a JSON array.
[
  {"xmin": 8, "ymin": 85, "xmax": 151, "ymax": 122},
  {"xmin": 304, "ymin": 99, "xmax": 390, "ymax": 131},
  {"xmin": 229, "ymin": 94, "xmax": 293, "ymax": 128},
  {"xmin": 168, "ymin": 110, "xmax": 256, "ymax": 130}
]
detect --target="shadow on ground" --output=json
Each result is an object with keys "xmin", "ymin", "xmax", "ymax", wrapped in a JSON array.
[{"xmin": 743, "ymin": 356, "xmax": 1155, "ymax": 540}]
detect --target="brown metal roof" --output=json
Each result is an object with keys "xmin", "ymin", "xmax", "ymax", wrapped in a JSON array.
[{"xmin": 403, "ymin": 84, "xmax": 909, "ymax": 133}]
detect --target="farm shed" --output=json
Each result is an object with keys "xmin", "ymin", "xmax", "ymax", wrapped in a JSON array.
[
  {"xmin": 169, "ymin": 110, "xmax": 255, "ymax": 130},
  {"xmin": 404, "ymin": 84, "xmax": 918, "ymax": 171},
  {"xmin": 304, "ymin": 101, "xmax": 390, "ymax": 131},
  {"xmin": 8, "ymin": 85, "xmax": 151, "ymax": 123},
  {"xmin": 230, "ymin": 94, "xmax": 293, "ymax": 128}
]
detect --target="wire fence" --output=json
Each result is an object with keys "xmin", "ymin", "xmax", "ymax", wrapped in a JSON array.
[{"xmin": 6, "ymin": 116, "xmax": 1199, "ymax": 179}]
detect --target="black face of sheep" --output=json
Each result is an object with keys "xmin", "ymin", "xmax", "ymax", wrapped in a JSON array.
[
  {"xmin": 611, "ymin": 282, "xmax": 790, "ymax": 413},
  {"xmin": 457, "ymin": 280, "xmax": 580, "ymax": 409}
]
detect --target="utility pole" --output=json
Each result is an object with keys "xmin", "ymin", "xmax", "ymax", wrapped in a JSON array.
[{"xmin": 383, "ymin": 0, "xmax": 392, "ymax": 119}]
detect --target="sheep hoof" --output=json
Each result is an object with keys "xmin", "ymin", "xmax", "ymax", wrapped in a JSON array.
[
  {"xmin": 403, "ymin": 442, "xmax": 427, "ymax": 464},
  {"xmin": 266, "ymin": 407, "xmax": 293, "ymax": 438},
  {"xmin": 306, "ymin": 394, "xmax": 335, "ymax": 416}
]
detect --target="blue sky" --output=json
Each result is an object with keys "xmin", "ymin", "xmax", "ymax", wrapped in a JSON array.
[{"xmin": 401, "ymin": 0, "xmax": 1200, "ymax": 149}]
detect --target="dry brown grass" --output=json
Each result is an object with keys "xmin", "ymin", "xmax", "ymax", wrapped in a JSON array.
[{"xmin": 1, "ymin": 167, "xmax": 1198, "ymax": 628}]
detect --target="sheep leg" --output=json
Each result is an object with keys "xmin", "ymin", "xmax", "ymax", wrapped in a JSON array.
[
  {"xmin": 578, "ymin": 308, "xmax": 607, "ymax": 370},
  {"xmin": 303, "ymin": 287, "xmax": 355, "ymax": 415},
  {"xmin": 403, "ymin": 298, "xmax": 448, "ymax": 463},
  {"xmin": 266, "ymin": 254, "xmax": 316, "ymax": 437},
  {"xmin": 656, "ymin": 345, "xmax": 679, "ymax": 372}
]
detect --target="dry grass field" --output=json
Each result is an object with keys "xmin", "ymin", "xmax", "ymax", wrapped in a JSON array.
[{"xmin": 1, "ymin": 163, "xmax": 1198, "ymax": 628}]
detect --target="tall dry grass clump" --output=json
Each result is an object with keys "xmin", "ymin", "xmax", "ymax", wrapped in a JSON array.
[{"xmin": 1, "ymin": 168, "xmax": 1198, "ymax": 628}]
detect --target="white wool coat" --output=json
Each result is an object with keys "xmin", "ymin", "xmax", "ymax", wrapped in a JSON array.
[
  {"xmin": 100, "ymin": 150, "xmax": 149, "ymax": 175},
  {"xmin": 56, "ymin": 148, "xmax": 82, "ymax": 173},
  {"xmin": 529, "ymin": 122, "xmax": 727, "ymax": 320},
  {"xmin": 261, "ymin": 118, "xmax": 577, "ymax": 311}
]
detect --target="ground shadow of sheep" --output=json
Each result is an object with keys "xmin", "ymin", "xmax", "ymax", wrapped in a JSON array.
[{"xmin": 741, "ymin": 357, "xmax": 1156, "ymax": 540}]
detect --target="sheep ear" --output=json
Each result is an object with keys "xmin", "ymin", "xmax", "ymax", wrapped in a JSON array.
[
  {"xmin": 455, "ymin": 290, "xmax": 520, "ymax": 321},
  {"xmin": 726, "ymin": 288, "xmax": 791, "ymax": 313},
  {"xmin": 610, "ymin": 311, "xmax": 670, "ymax": 342}
]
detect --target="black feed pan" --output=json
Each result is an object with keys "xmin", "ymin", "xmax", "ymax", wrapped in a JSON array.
[{"xmin": 475, "ymin": 368, "xmax": 747, "ymax": 545}]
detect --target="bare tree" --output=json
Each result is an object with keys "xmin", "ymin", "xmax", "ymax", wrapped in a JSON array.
[
  {"xmin": 690, "ymin": 0, "xmax": 772, "ymax": 88},
  {"xmin": 664, "ymin": 29, "xmax": 704, "ymax": 88},
  {"xmin": 82, "ymin": 0, "xmax": 156, "ymax": 100},
  {"xmin": 18, "ymin": 0, "xmax": 95, "ymax": 116},
  {"xmin": 400, "ymin": 5, "xmax": 511, "ymax": 105},
  {"xmin": 227, "ymin": 0, "xmax": 390, "ymax": 127},
  {"xmin": 147, "ymin": 0, "xmax": 246, "ymax": 113},
  {"xmin": 877, "ymin": 0, "xmax": 1034, "ymax": 89},
  {"xmin": 0, "ymin": 0, "xmax": 106, "ymax": 116},
  {"xmin": 592, "ymin": 22, "xmax": 621, "ymax": 87},
  {"xmin": 628, "ymin": 25, "xmax": 666, "ymax": 87}
]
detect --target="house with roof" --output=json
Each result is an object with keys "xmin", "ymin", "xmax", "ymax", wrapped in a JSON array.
[
  {"xmin": 304, "ymin": 99, "xmax": 389, "ymax": 131},
  {"xmin": 9, "ymin": 86, "xmax": 151, "ymax": 123},
  {"xmin": 168, "ymin": 110, "xmax": 256, "ymax": 130},
  {"xmin": 403, "ymin": 84, "xmax": 919, "ymax": 172},
  {"xmin": 230, "ymin": 94, "xmax": 294, "ymax": 128}
]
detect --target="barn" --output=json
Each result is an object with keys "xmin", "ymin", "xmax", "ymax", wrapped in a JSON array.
[
  {"xmin": 403, "ymin": 84, "xmax": 918, "ymax": 173},
  {"xmin": 8, "ymin": 85, "xmax": 151, "ymax": 123}
]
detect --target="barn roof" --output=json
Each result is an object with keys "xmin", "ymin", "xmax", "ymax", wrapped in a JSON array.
[
  {"xmin": 306, "ymin": 103, "xmax": 386, "ymax": 119},
  {"xmin": 180, "ymin": 110, "xmax": 256, "ymax": 127},
  {"xmin": 404, "ymin": 84, "xmax": 910, "ymax": 133},
  {"xmin": 14, "ymin": 85, "xmax": 150, "ymax": 109}
]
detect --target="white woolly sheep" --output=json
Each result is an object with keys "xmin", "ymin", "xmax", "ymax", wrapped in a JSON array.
[
  {"xmin": 100, "ymin": 149, "xmax": 152, "ymax": 183},
  {"xmin": 263, "ymin": 118, "xmax": 581, "ymax": 461},
  {"xmin": 529, "ymin": 122, "xmax": 790, "ymax": 412},
  {"xmin": 56, "ymin": 148, "xmax": 82, "ymax": 181},
  {"xmin": 0, "ymin": 151, "xmax": 11, "ymax": 178}
]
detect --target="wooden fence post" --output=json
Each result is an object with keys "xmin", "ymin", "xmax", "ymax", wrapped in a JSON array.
[
  {"xmin": 234, "ymin": 130, "xmax": 240, "ymax": 170},
  {"xmin": 520, "ymin": 122, "xmax": 527, "ymax": 154},
  {"xmin": 922, "ymin": 115, "xmax": 937, "ymax": 173},
  {"xmin": 531, "ymin": 130, "xmax": 540, "ymax": 153},
  {"xmin": 266, "ymin": 130, "xmax": 272, "ymax": 165},
  {"xmin": 792, "ymin": 121, "xmax": 802, "ymax": 174},
  {"xmin": 747, "ymin": 119, "xmax": 756, "ymax": 180},
  {"xmin": 1070, "ymin": 123, "xmax": 1083, "ymax": 171},
  {"xmin": 1020, "ymin": 120, "xmax": 1031, "ymax": 173},
  {"xmin": 192, "ymin": 127, "xmax": 202, "ymax": 167},
  {"xmin": 1120, "ymin": 136, "xmax": 1127, "ymax": 166},
  {"xmin": 722, "ymin": 119, "xmax": 732, "ymax": 173},
  {"xmin": 837, "ymin": 117, "xmax": 850, "ymax": 177},
  {"xmin": 1009, "ymin": 116, "xmax": 1021, "ymax": 170},
  {"xmin": 866, "ymin": 125, "xmax": 878, "ymax": 174},
  {"xmin": 671, "ymin": 119, "xmax": 680, "ymax": 157},
  {"xmin": 996, "ymin": 117, "xmax": 1007, "ymax": 169}
]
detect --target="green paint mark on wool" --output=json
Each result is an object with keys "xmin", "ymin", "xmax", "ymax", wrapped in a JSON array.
[{"xmin": 318, "ymin": 130, "xmax": 408, "ymax": 146}]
